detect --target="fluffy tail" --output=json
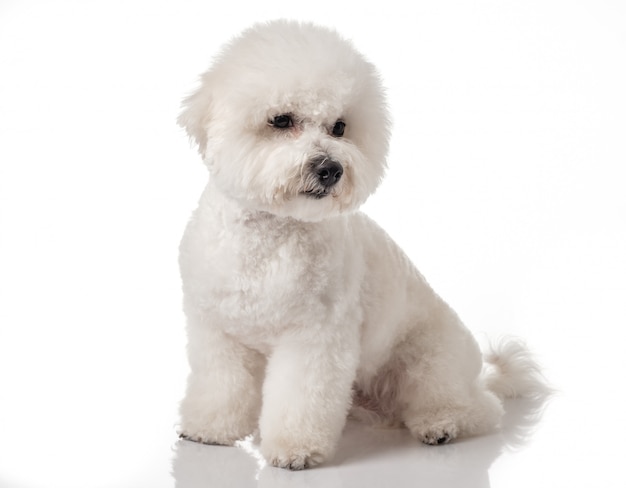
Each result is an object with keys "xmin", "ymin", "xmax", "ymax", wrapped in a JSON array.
[{"xmin": 482, "ymin": 338, "xmax": 552, "ymax": 400}]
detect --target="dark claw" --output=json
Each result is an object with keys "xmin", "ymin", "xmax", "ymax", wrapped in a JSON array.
[
  {"xmin": 436, "ymin": 434, "xmax": 450, "ymax": 445},
  {"xmin": 422, "ymin": 432, "xmax": 451, "ymax": 446}
]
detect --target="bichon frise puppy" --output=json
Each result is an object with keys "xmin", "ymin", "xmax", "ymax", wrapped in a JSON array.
[{"xmin": 177, "ymin": 20, "xmax": 546, "ymax": 470}]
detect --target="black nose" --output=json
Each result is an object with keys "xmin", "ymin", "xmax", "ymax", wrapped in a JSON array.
[{"xmin": 315, "ymin": 158, "xmax": 343, "ymax": 187}]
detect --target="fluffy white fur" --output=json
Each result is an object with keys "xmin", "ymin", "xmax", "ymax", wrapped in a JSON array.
[{"xmin": 177, "ymin": 20, "xmax": 547, "ymax": 470}]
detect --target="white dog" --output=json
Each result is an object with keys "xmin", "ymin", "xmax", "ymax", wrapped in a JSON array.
[{"xmin": 177, "ymin": 20, "xmax": 546, "ymax": 470}]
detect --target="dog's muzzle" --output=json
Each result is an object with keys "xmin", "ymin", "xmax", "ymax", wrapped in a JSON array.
[{"xmin": 303, "ymin": 156, "xmax": 343, "ymax": 199}]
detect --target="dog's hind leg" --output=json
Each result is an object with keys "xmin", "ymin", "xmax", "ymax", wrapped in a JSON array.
[{"xmin": 399, "ymin": 301, "xmax": 504, "ymax": 445}]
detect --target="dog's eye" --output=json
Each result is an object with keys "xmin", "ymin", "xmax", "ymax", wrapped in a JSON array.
[
  {"xmin": 271, "ymin": 114, "xmax": 293, "ymax": 129},
  {"xmin": 331, "ymin": 120, "xmax": 345, "ymax": 137}
]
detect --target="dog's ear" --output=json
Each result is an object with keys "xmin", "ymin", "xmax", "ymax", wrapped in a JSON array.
[{"xmin": 178, "ymin": 74, "xmax": 212, "ymax": 157}]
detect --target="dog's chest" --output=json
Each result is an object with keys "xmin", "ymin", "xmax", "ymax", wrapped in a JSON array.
[{"xmin": 187, "ymin": 214, "xmax": 349, "ymax": 336}]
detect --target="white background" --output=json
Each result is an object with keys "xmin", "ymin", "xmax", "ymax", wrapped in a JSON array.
[{"xmin": 1, "ymin": 1, "xmax": 625, "ymax": 487}]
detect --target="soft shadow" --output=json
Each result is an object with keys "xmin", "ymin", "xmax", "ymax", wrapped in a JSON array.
[{"xmin": 172, "ymin": 395, "xmax": 551, "ymax": 488}]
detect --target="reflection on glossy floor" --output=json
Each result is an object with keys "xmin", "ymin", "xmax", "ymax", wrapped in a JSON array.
[
  {"xmin": 173, "ymin": 397, "xmax": 549, "ymax": 488},
  {"xmin": 169, "ymin": 374, "xmax": 624, "ymax": 488}
]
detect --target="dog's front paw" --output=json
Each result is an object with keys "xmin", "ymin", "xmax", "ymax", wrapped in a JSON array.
[
  {"xmin": 178, "ymin": 431, "xmax": 239, "ymax": 446},
  {"xmin": 178, "ymin": 416, "xmax": 255, "ymax": 446},
  {"xmin": 267, "ymin": 448, "xmax": 326, "ymax": 471},
  {"xmin": 261, "ymin": 442, "xmax": 327, "ymax": 470}
]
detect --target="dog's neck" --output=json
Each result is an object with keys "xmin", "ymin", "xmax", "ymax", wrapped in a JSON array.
[{"xmin": 201, "ymin": 179, "xmax": 331, "ymax": 232}]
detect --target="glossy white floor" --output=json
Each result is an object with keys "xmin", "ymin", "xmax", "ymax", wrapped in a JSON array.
[{"xmin": 1, "ymin": 1, "xmax": 625, "ymax": 487}]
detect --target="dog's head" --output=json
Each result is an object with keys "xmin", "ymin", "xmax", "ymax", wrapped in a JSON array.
[{"xmin": 179, "ymin": 20, "xmax": 390, "ymax": 221}]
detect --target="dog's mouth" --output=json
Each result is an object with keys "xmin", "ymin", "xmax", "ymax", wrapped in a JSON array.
[{"xmin": 302, "ymin": 189, "xmax": 331, "ymax": 199}]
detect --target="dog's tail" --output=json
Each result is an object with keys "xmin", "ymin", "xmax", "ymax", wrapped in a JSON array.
[{"xmin": 482, "ymin": 337, "xmax": 552, "ymax": 400}]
